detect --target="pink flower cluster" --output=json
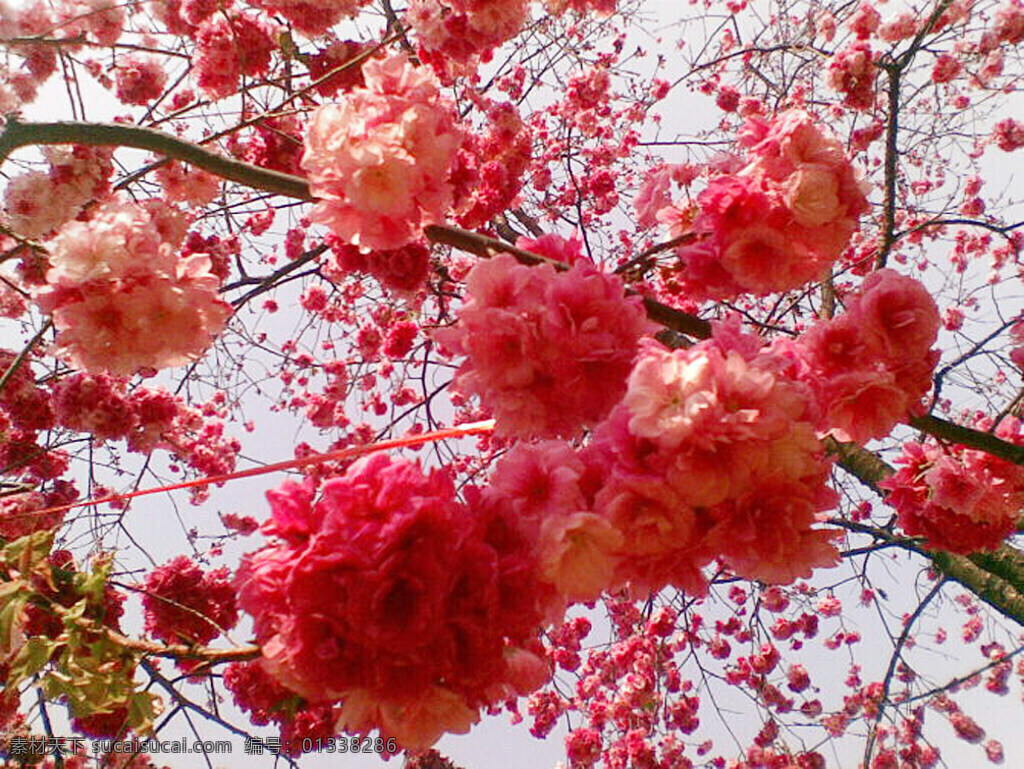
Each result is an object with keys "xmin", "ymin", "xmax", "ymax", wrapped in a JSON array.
[
  {"xmin": 434, "ymin": 244, "xmax": 654, "ymax": 439},
  {"xmin": 58, "ymin": 0, "xmax": 125, "ymax": 46},
  {"xmin": 882, "ymin": 418, "xmax": 1024, "ymax": 553},
  {"xmin": 302, "ymin": 55, "xmax": 463, "ymax": 251},
  {"xmin": 544, "ymin": 0, "xmax": 617, "ymax": 14},
  {"xmin": 442, "ymin": 316, "xmax": 842, "ymax": 603},
  {"xmin": 471, "ymin": 441, "xmax": 617, "ymax": 608},
  {"xmin": 406, "ymin": 0, "xmax": 530, "ymax": 76},
  {"xmin": 673, "ymin": 111, "xmax": 869, "ymax": 300},
  {"xmin": 450, "ymin": 101, "xmax": 532, "ymax": 230},
  {"xmin": 1011, "ymin": 319, "xmax": 1024, "ymax": 370},
  {"xmin": 0, "ymin": 350, "xmax": 68, "ymax": 485},
  {"xmin": 48, "ymin": 372, "xmax": 240, "ymax": 499},
  {"xmin": 224, "ymin": 660, "xmax": 338, "ymax": 756},
  {"xmin": 237, "ymin": 453, "xmax": 550, "ymax": 749},
  {"xmin": 2, "ymin": 145, "xmax": 113, "ymax": 239},
  {"xmin": 325, "ymin": 237, "xmax": 432, "ymax": 293},
  {"xmin": 794, "ymin": 269, "xmax": 940, "ymax": 444},
  {"xmin": 826, "ymin": 41, "xmax": 877, "ymax": 111},
  {"xmin": 33, "ymin": 199, "xmax": 232, "ymax": 375},
  {"xmin": 154, "ymin": 161, "xmax": 221, "ymax": 207},
  {"xmin": 246, "ymin": 0, "xmax": 367, "ymax": 35},
  {"xmin": 114, "ymin": 55, "xmax": 168, "ymax": 105},
  {"xmin": 0, "ymin": 490, "xmax": 65, "ymax": 540},
  {"xmin": 993, "ymin": 118, "xmax": 1024, "ymax": 152},
  {"xmin": 51, "ymin": 373, "xmax": 177, "ymax": 446},
  {"xmin": 192, "ymin": 11, "xmax": 278, "ymax": 99},
  {"xmin": 584, "ymin": 325, "xmax": 839, "ymax": 594},
  {"xmin": 143, "ymin": 555, "xmax": 238, "ymax": 645}
]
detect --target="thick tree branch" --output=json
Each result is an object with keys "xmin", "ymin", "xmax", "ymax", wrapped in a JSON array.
[
  {"xmin": 0, "ymin": 116, "xmax": 313, "ymax": 200},
  {"xmin": 908, "ymin": 414, "xmax": 1024, "ymax": 466}
]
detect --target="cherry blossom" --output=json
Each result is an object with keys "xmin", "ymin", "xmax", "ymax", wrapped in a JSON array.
[
  {"xmin": 32, "ymin": 199, "xmax": 231, "ymax": 375},
  {"xmin": 435, "ymin": 246, "xmax": 653, "ymax": 438},
  {"xmin": 303, "ymin": 55, "xmax": 464, "ymax": 251}
]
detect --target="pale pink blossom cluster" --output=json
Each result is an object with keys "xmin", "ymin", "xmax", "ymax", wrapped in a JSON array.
[
  {"xmin": 246, "ymin": 0, "xmax": 368, "ymax": 35},
  {"xmin": 444, "ymin": 317, "xmax": 842, "ymax": 600},
  {"xmin": 154, "ymin": 161, "xmax": 221, "ymax": 206},
  {"xmin": 2, "ymin": 145, "xmax": 113, "ymax": 239},
  {"xmin": 794, "ymin": 269, "xmax": 940, "ymax": 444},
  {"xmin": 33, "ymin": 199, "xmax": 231, "ymax": 375},
  {"xmin": 544, "ymin": 0, "xmax": 616, "ymax": 14},
  {"xmin": 882, "ymin": 417, "xmax": 1024, "ymax": 553},
  {"xmin": 237, "ymin": 453, "xmax": 551, "ymax": 749},
  {"xmin": 879, "ymin": 12, "xmax": 918, "ymax": 42},
  {"xmin": 434, "ymin": 244, "xmax": 654, "ymax": 439},
  {"xmin": 847, "ymin": 2, "xmax": 880, "ymax": 39},
  {"xmin": 634, "ymin": 163, "xmax": 700, "ymax": 228},
  {"xmin": 302, "ymin": 55, "xmax": 464, "ymax": 251},
  {"xmin": 58, "ymin": 0, "xmax": 125, "ymax": 46},
  {"xmin": 993, "ymin": 0, "xmax": 1024, "ymax": 45},
  {"xmin": 0, "ymin": 2, "xmax": 59, "ymax": 109},
  {"xmin": 672, "ymin": 111, "xmax": 869, "ymax": 299}
]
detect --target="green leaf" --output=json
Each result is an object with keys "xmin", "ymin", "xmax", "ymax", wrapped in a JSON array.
[
  {"xmin": 7, "ymin": 636, "xmax": 55, "ymax": 686},
  {"xmin": 2, "ymin": 530, "xmax": 54, "ymax": 572},
  {"xmin": 127, "ymin": 691, "xmax": 163, "ymax": 736},
  {"xmin": 0, "ymin": 594, "xmax": 26, "ymax": 658},
  {"xmin": 74, "ymin": 553, "xmax": 113, "ymax": 604}
]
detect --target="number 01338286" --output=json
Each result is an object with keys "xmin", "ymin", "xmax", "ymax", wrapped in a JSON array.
[{"xmin": 300, "ymin": 736, "xmax": 397, "ymax": 754}]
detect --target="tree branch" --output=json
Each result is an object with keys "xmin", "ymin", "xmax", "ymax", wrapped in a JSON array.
[
  {"xmin": 908, "ymin": 414, "xmax": 1024, "ymax": 466},
  {"xmin": 423, "ymin": 223, "xmax": 713, "ymax": 340},
  {"xmin": 0, "ymin": 116, "xmax": 313, "ymax": 201},
  {"xmin": 99, "ymin": 625, "xmax": 261, "ymax": 663}
]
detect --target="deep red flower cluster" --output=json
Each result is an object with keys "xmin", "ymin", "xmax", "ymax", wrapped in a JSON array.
[
  {"xmin": 237, "ymin": 453, "xmax": 551, "ymax": 749},
  {"xmin": 325, "ymin": 237, "xmax": 433, "ymax": 293},
  {"xmin": 143, "ymin": 555, "xmax": 238, "ymax": 645}
]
